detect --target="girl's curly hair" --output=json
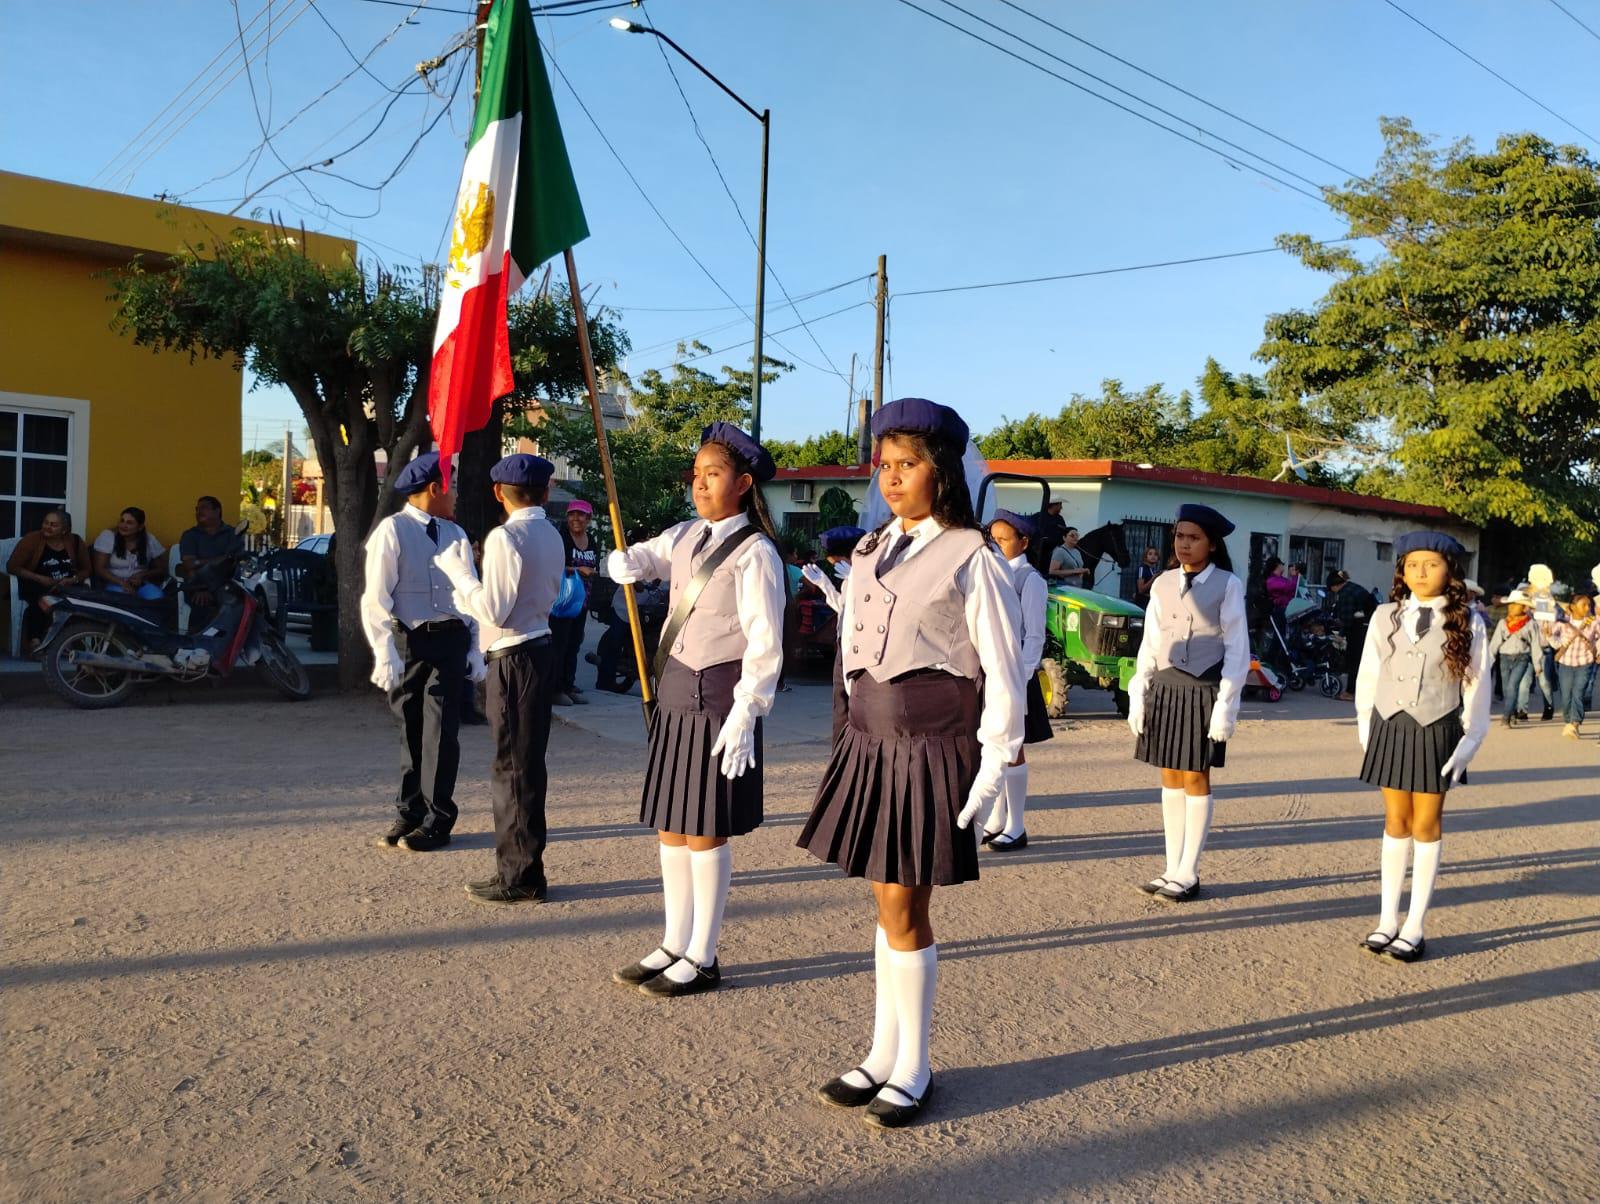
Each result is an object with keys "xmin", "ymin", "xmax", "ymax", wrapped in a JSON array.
[{"xmin": 1387, "ymin": 552, "xmax": 1474, "ymax": 682}]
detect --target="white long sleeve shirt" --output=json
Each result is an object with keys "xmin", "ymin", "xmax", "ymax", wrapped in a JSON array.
[
  {"xmin": 627, "ymin": 513, "xmax": 786, "ymax": 718},
  {"xmin": 360, "ymin": 504, "xmax": 477, "ymax": 668},
  {"xmin": 1128, "ymin": 562, "xmax": 1251, "ymax": 736},
  {"xmin": 1355, "ymin": 595, "xmax": 1491, "ymax": 756},
  {"xmin": 1009, "ymin": 553, "xmax": 1048, "ymax": 679},
  {"xmin": 449, "ymin": 506, "xmax": 562, "ymax": 653},
  {"xmin": 841, "ymin": 516, "xmax": 1026, "ymax": 767}
]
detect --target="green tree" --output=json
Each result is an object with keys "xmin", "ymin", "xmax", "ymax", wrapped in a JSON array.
[
  {"xmin": 1048, "ymin": 380, "xmax": 1189, "ymax": 461},
  {"xmin": 817, "ymin": 485, "xmax": 859, "ymax": 530},
  {"xmin": 1259, "ymin": 118, "xmax": 1600, "ymax": 545},
  {"xmin": 1182, "ymin": 359, "xmax": 1348, "ymax": 483},
  {"xmin": 978, "ymin": 412, "xmax": 1055, "ymax": 459},
  {"xmin": 767, "ymin": 429, "xmax": 859, "ymax": 468}
]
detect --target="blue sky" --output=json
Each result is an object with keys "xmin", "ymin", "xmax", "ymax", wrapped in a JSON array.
[{"xmin": 5, "ymin": 0, "xmax": 1598, "ymax": 451}]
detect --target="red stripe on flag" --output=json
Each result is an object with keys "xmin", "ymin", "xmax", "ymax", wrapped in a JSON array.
[{"xmin": 428, "ymin": 251, "xmax": 516, "ymax": 488}]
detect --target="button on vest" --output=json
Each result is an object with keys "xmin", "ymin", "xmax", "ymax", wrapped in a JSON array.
[
  {"xmin": 842, "ymin": 528, "xmax": 986, "ymax": 682},
  {"xmin": 1151, "ymin": 568, "xmax": 1230, "ymax": 676},
  {"xmin": 386, "ymin": 512, "xmax": 465, "ymax": 627},
  {"xmin": 1371, "ymin": 603, "xmax": 1465, "ymax": 726}
]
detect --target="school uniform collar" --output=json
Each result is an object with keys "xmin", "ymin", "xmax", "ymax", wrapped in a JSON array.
[
  {"xmin": 505, "ymin": 506, "xmax": 545, "ymax": 524},
  {"xmin": 698, "ymin": 511, "xmax": 750, "ymax": 543},
  {"xmin": 1180, "ymin": 562, "xmax": 1217, "ymax": 586},
  {"xmin": 886, "ymin": 515, "xmax": 942, "ymax": 542},
  {"xmin": 1403, "ymin": 594, "xmax": 1447, "ymax": 613},
  {"xmin": 400, "ymin": 502, "xmax": 434, "ymax": 526},
  {"xmin": 1007, "ymin": 552, "xmax": 1031, "ymax": 571}
]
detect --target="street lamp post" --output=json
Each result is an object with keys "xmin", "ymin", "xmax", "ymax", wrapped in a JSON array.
[{"xmin": 611, "ymin": 18, "xmax": 770, "ymax": 443}]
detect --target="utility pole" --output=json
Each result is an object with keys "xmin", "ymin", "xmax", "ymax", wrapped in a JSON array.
[
  {"xmin": 860, "ymin": 254, "xmax": 887, "ymax": 464},
  {"xmin": 281, "ymin": 422, "xmax": 293, "ymax": 548},
  {"xmin": 845, "ymin": 353, "xmax": 857, "ymax": 448},
  {"xmin": 473, "ymin": 2, "xmax": 493, "ymax": 102}
]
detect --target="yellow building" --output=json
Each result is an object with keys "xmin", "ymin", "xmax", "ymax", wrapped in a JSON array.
[{"xmin": 0, "ymin": 170, "xmax": 352, "ymax": 565}]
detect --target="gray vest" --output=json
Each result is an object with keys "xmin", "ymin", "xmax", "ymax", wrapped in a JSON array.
[
  {"xmin": 479, "ymin": 513, "xmax": 565, "ymax": 650},
  {"xmin": 1371, "ymin": 603, "xmax": 1465, "ymax": 726},
  {"xmin": 666, "ymin": 520, "xmax": 769, "ymax": 670},
  {"xmin": 1152, "ymin": 567, "xmax": 1231, "ymax": 676},
  {"xmin": 383, "ymin": 509, "xmax": 465, "ymax": 627},
  {"xmin": 1011, "ymin": 558, "xmax": 1044, "ymax": 601},
  {"xmin": 842, "ymin": 527, "xmax": 986, "ymax": 683}
]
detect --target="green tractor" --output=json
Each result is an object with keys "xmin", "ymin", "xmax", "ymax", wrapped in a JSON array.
[{"xmin": 976, "ymin": 470, "xmax": 1142, "ymax": 719}]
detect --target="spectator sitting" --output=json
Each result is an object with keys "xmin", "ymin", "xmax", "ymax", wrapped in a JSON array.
[
  {"xmin": 7, "ymin": 508, "xmax": 91, "ymax": 653},
  {"xmin": 177, "ymin": 495, "xmax": 244, "ymax": 630},
  {"xmin": 92, "ymin": 507, "xmax": 166, "ymax": 599},
  {"xmin": 1047, "ymin": 526, "xmax": 1089, "ymax": 587}
]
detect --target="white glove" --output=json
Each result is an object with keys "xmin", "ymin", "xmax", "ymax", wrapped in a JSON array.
[
  {"xmin": 466, "ymin": 647, "xmax": 487, "ymax": 684},
  {"xmin": 371, "ymin": 650, "xmax": 403, "ymax": 692},
  {"xmin": 1207, "ymin": 704, "xmax": 1234, "ymax": 744},
  {"xmin": 1439, "ymin": 737, "xmax": 1476, "ymax": 788},
  {"xmin": 957, "ymin": 755, "xmax": 1007, "ymax": 830},
  {"xmin": 433, "ymin": 538, "xmax": 477, "ymax": 589},
  {"xmin": 801, "ymin": 563, "xmax": 828, "ymax": 588},
  {"xmin": 1358, "ymin": 713, "xmax": 1371, "ymax": 752},
  {"xmin": 607, "ymin": 547, "xmax": 649, "ymax": 585},
  {"xmin": 709, "ymin": 703, "xmax": 758, "ymax": 779},
  {"xmin": 1127, "ymin": 693, "xmax": 1146, "ymax": 738}
]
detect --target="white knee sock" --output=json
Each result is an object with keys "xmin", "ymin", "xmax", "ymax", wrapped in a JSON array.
[
  {"xmin": 1376, "ymin": 833, "xmax": 1411, "ymax": 937},
  {"xmin": 662, "ymin": 844, "xmax": 732, "ymax": 984},
  {"xmin": 643, "ymin": 843, "xmax": 693, "ymax": 971},
  {"xmin": 841, "ymin": 927, "xmax": 898, "ymax": 1090},
  {"xmin": 1399, "ymin": 838, "xmax": 1441, "ymax": 945},
  {"xmin": 1173, "ymin": 794, "xmax": 1213, "ymax": 886},
  {"xmin": 1001, "ymin": 764, "xmax": 1029, "ymax": 839},
  {"xmin": 1160, "ymin": 787, "xmax": 1186, "ymax": 878},
  {"xmin": 982, "ymin": 784, "xmax": 1008, "ymax": 837},
  {"xmin": 883, "ymin": 944, "xmax": 937, "ymax": 1105}
]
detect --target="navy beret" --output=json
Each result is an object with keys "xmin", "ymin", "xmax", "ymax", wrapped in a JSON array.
[
  {"xmin": 989, "ymin": 508, "xmax": 1036, "ymax": 540},
  {"xmin": 490, "ymin": 453, "xmax": 555, "ymax": 489},
  {"xmin": 1394, "ymin": 530, "xmax": 1467, "ymax": 560},
  {"xmin": 700, "ymin": 421, "xmax": 776, "ymax": 482},
  {"xmin": 871, "ymin": 397, "xmax": 970, "ymax": 447},
  {"xmin": 819, "ymin": 525, "xmax": 867, "ymax": 554},
  {"xmin": 391, "ymin": 451, "xmax": 442, "ymax": 494},
  {"xmin": 1176, "ymin": 502, "xmax": 1235, "ymax": 538}
]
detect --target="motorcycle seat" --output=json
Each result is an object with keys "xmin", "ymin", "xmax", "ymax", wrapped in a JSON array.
[{"xmin": 58, "ymin": 585, "xmax": 179, "ymax": 624}]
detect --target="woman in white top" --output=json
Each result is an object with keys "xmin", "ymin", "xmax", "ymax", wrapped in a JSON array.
[
  {"xmin": 607, "ymin": 423, "xmax": 786, "ymax": 999},
  {"xmin": 1353, "ymin": 531, "xmax": 1490, "ymax": 963},
  {"xmin": 92, "ymin": 506, "xmax": 167, "ymax": 599}
]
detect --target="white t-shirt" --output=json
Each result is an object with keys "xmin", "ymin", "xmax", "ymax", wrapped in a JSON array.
[{"xmin": 93, "ymin": 529, "xmax": 165, "ymax": 581}]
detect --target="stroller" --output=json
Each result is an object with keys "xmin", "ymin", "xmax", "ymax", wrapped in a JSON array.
[{"xmin": 1283, "ymin": 613, "xmax": 1346, "ymax": 697}]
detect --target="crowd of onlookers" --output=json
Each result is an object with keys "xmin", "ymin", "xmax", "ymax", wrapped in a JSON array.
[{"xmin": 6, "ymin": 496, "xmax": 244, "ymax": 654}]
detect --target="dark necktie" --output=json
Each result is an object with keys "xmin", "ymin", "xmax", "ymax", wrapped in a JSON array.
[
  {"xmin": 1181, "ymin": 569, "xmax": 1197, "ymax": 596},
  {"xmin": 1415, "ymin": 607, "xmax": 1432, "ymax": 637},
  {"xmin": 690, "ymin": 524, "xmax": 712, "ymax": 568},
  {"xmin": 879, "ymin": 533, "xmax": 914, "ymax": 574},
  {"xmin": 425, "ymin": 518, "xmax": 439, "ymax": 546}
]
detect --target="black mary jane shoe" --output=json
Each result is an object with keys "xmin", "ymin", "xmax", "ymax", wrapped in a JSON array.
[
  {"xmin": 639, "ymin": 957, "xmax": 721, "ymax": 998},
  {"xmin": 1381, "ymin": 936, "xmax": 1426, "ymax": 964},
  {"xmin": 612, "ymin": 947, "xmax": 681, "ymax": 987},
  {"xmin": 1138, "ymin": 876, "xmax": 1170, "ymax": 895},
  {"xmin": 980, "ymin": 829, "xmax": 1001, "ymax": 846},
  {"xmin": 862, "ymin": 1080, "xmax": 933, "ymax": 1130},
  {"xmin": 1360, "ymin": 930, "xmax": 1396, "ymax": 954},
  {"xmin": 816, "ymin": 1068, "xmax": 884, "ymax": 1109},
  {"xmin": 988, "ymin": 831, "xmax": 1028, "ymax": 852},
  {"xmin": 1156, "ymin": 876, "xmax": 1200, "ymax": 902}
]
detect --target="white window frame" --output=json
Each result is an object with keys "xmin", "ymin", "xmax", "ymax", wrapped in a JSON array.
[{"xmin": 0, "ymin": 392, "xmax": 91, "ymax": 539}]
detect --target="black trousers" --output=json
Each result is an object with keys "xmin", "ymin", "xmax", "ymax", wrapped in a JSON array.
[
  {"xmin": 488, "ymin": 638, "xmax": 557, "ymax": 888},
  {"xmin": 551, "ymin": 611, "xmax": 587, "ymax": 691},
  {"xmin": 386, "ymin": 621, "xmax": 469, "ymax": 833}
]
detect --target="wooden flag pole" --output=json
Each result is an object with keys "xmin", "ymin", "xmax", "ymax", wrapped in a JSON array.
[{"xmin": 563, "ymin": 248, "xmax": 653, "ymax": 726}]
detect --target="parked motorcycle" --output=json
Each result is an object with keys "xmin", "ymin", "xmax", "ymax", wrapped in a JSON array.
[{"xmin": 33, "ymin": 532, "xmax": 311, "ymax": 709}]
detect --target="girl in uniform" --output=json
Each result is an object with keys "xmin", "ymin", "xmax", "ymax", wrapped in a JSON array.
[
  {"xmin": 798, "ymin": 398, "xmax": 1026, "ymax": 1129},
  {"xmin": 1127, "ymin": 504, "xmax": 1250, "ymax": 902},
  {"xmin": 607, "ymin": 423, "xmax": 787, "ymax": 997},
  {"xmin": 1355, "ymin": 531, "xmax": 1490, "ymax": 963},
  {"xmin": 981, "ymin": 509, "xmax": 1052, "ymax": 850}
]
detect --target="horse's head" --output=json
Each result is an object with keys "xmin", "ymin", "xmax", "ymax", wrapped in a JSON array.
[{"xmin": 1103, "ymin": 522, "xmax": 1131, "ymax": 568}]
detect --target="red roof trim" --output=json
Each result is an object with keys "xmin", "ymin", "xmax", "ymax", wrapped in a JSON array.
[{"xmin": 775, "ymin": 458, "xmax": 1460, "ymax": 521}]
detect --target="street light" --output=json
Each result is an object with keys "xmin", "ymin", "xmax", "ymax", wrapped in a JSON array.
[{"xmin": 611, "ymin": 18, "xmax": 771, "ymax": 443}]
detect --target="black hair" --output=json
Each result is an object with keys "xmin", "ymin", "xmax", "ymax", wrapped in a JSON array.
[
  {"xmin": 858, "ymin": 427, "xmax": 982, "ymax": 554},
  {"xmin": 197, "ymin": 495, "xmax": 222, "ymax": 513},
  {"xmin": 1326, "ymin": 569, "xmax": 1349, "ymax": 589},
  {"xmin": 115, "ymin": 507, "xmax": 152, "ymax": 564},
  {"xmin": 498, "ymin": 482, "xmax": 546, "ymax": 508},
  {"xmin": 1063, "ymin": 526, "xmax": 1079, "ymax": 537},
  {"xmin": 700, "ymin": 438, "xmax": 779, "ymax": 543},
  {"xmin": 1163, "ymin": 520, "xmax": 1235, "ymax": 574},
  {"xmin": 1264, "ymin": 556, "xmax": 1284, "ymax": 575}
]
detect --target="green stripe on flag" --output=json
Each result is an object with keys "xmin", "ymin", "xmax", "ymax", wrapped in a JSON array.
[{"xmin": 476, "ymin": 0, "xmax": 589, "ymax": 276}]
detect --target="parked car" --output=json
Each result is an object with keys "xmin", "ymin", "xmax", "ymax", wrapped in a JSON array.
[{"xmin": 292, "ymin": 534, "xmax": 332, "ymax": 556}]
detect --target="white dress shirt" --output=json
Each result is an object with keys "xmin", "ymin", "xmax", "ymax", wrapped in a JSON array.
[
  {"xmin": 360, "ymin": 503, "xmax": 477, "ymax": 669},
  {"xmin": 1355, "ymin": 595, "xmax": 1491, "ymax": 755},
  {"xmin": 1128, "ymin": 561, "xmax": 1251, "ymax": 735},
  {"xmin": 628, "ymin": 512, "xmax": 786, "ymax": 718},
  {"xmin": 451, "ymin": 506, "xmax": 560, "ymax": 653},
  {"xmin": 1009, "ymin": 552, "xmax": 1048, "ymax": 678},
  {"xmin": 841, "ymin": 516, "xmax": 1026, "ymax": 767}
]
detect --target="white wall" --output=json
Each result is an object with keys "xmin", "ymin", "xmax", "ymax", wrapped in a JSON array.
[
  {"xmin": 1285, "ymin": 503, "xmax": 1480, "ymax": 594},
  {"xmin": 762, "ymin": 478, "xmax": 870, "ymax": 532}
]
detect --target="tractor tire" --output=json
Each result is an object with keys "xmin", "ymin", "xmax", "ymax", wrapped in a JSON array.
[{"xmin": 1039, "ymin": 658, "xmax": 1070, "ymax": 718}]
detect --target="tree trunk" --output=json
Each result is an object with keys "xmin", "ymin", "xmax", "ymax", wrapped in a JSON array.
[
  {"xmin": 331, "ymin": 441, "xmax": 380, "ymax": 692},
  {"xmin": 453, "ymin": 397, "xmax": 504, "ymax": 542}
]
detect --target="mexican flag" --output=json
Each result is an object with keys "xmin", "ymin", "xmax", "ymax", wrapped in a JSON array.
[{"xmin": 428, "ymin": 0, "xmax": 589, "ymax": 486}]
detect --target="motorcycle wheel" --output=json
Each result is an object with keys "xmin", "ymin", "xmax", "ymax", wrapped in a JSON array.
[
  {"xmin": 258, "ymin": 627, "xmax": 312, "ymax": 700},
  {"xmin": 43, "ymin": 620, "xmax": 139, "ymax": 709}
]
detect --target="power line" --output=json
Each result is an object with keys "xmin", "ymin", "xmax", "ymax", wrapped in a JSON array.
[
  {"xmin": 675, "ymin": 301, "xmax": 874, "ymax": 364},
  {"xmin": 344, "ymin": 0, "xmax": 643, "ymax": 14},
  {"xmin": 1545, "ymin": 0, "xmax": 1600, "ymax": 44},
  {"xmin": 1383, "ymin": 0, "xmax": 1598, "ymax": 145},
  {"xmin": 994, "ymin": 0, "xmax": 1367, "ymax": 183},
  {"xmin": 894, "ymin": 0, "xmax": 1328, "ymax": 204},
  {"xmin": 609, "ymin": 274, "xmax": 872, "ymax": 313}
]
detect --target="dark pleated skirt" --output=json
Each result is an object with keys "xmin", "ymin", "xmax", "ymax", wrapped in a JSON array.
[
  {"xmin": 1135, "ymin": 666, "xmax": 1226, "ymax": 772},
  {"xmin": 830, "ymin": 645, "xmax": 849, "ymax": 750},
  {"xmin": 798, "ymin": 670, "xmax": 982, "ymax": 887},
  {"xmin": 1023, "ymin": 671, "xmax": 1054, "ymax": 744},
  {"xmin": 640, "ymin": 658, "xmax": 763, "ymax": 838},
  {"xmin": 1360, "ymin": 710, "xmax": 1463, "ymax": 794}
]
